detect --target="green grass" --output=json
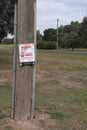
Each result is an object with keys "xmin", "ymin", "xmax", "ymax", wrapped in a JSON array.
[{"xmin": 0, "ymin": 46, "xmax": 87, "ymax": 129}]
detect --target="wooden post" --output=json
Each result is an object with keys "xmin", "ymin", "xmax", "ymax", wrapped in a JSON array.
[{"xmin": 13, "ymin": 0, "xmax": 36, "ymax": 121}]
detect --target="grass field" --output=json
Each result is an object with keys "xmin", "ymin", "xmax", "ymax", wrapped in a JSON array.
[
  {"xmin": 0, "ymin": 45, "xmax": 87, "ymax": 130},
  {"xmin": 36, "ymin": 52, "xmax": 87, "ymax": 130}
]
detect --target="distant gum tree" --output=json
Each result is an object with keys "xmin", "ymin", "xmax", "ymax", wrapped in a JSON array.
[{"xmin": 63, "ymin": 31, "xmax": 80, "ymax": 50}]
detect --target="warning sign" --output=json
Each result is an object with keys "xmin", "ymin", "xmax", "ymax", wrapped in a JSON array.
[{"xmin": 19, "ymin": 44, "xmax": 35, "ymax": 63}]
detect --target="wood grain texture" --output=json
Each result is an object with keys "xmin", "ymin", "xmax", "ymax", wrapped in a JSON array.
[{"xmin": 14, "ymin": 0, "xmax": 34, "ymax": 120}]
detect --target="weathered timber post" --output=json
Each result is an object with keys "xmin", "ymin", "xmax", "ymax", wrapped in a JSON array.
[{"xmin": 12, "ymin": 0, "xmax": 36, "ymax": 121}]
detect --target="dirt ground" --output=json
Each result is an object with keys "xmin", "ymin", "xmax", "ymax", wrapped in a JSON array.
[
  {"xmin": 0, "ymin": 72, "xmax": 56, "ymax": 130},
  {"xmin": 6, "ymin": 111, "xmax": 56, "ymax": 130},
  {"xmin": 0, "ymin": 62, "xmax": 56, "ymax": 130}
]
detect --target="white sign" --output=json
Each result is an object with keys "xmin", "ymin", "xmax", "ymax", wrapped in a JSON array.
[{"xmin": 19, "ymin": 44, "xmax": 35, "ymax": 63}]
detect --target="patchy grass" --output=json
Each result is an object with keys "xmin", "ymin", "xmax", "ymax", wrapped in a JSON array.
[
  {"xmin": 0, "ymin": 85, "xmax": 12, "ymax": 118},
  {"xmin": 59, "ymin": 48, "xmax": 87, "ymax": 52},
  {"xmin": 0, "ymin": 124, "xmax": 15, "ymax": 130},
  {"xmin": 0, "ymin": 44, "xmax": 13, "ymax": 49},
  {"xmin": 3, "ymin": 125, "xmax": 15, "ymax": 130},
  {"xmin": 0, "ymin": 49, "xmax": 13, "ymax": 120},
  {"xmin": 35, "ymin": 52, "xmax": 87, "ymax": 129},
  {"xmin": 0, "ymin": 47, "xmax": 87, "ymax": 129},
  {"xmin": 0, "ymin": 49, "xmax": 13, "ymax": 70}
]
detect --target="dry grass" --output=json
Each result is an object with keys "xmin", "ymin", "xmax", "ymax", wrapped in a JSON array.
[
  {"xmin": 35, "ymin": 52, "xmax": 87, "ymax": 129},
  {"xmin": 0, "ymin": 47, "xmax": 87, "ymax": 130}
]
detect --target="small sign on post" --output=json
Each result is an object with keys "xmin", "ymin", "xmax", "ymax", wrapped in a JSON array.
[{"xmin": 19, "ymin": 43, "xmax": 35, "ymax": 66}]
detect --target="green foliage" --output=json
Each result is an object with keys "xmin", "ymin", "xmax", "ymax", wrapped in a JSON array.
[
  {"xmin": 37, "ymin": 41, "xmax": 57, "ymax": 50},
  {"xmin": 79, "ymin": 16, "xmax": 87, "ymax": 48},
  {"xmin": 63, "ymin": 31, "xmax": 80, "ymax": 50},
  {"xmin": 71, "ymin": 21, "xmax": 81, "ymax": 33},
  {"xmin": 42, "ymin": 22, "xmax": 82, "ymax": 49},
  {"xmin": 43, "ymin": 28, "xmax": 57, "ymax": 42},
  {"xmin": 2, "ymin": 38, "xmax": 14, "ymax": 44},
  {"xmin": 59, "ymin": 22, "xmax": 81, "ymax": 49},
  {"xmin": 42, "ymin": 17, "xmax": 87, "ymax": 49},
  {"xmin": 0, "ymin": 0, "xmax": 14, "ymax": 42},
  {"xmin": 64, "ymin": 25, "xmax": 73, "ymax": 33}
]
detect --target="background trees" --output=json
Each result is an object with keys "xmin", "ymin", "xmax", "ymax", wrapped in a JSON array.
[
  {"xmin": 38, "ymin": 17, "xmax": 87, "ymax": 49},
  {"xmin": 63, "ymin": 31, "xmax": 80, "ymax": 50},
  {"xmin": 79, "ymin": 17, "xmax": 87, "ymax": 48},
  {"xmin": 43, "ymin": 28, "xmax": 56, "ymax": 42},
  {"xmin": 0, "ymin": 1, "xmax": 87, "ymax": 49},
  {"xmin": 0, "ymin": 0, "xmax": 14, "ymax": 42}
]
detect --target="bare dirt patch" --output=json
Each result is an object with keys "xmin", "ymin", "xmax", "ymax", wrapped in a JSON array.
[
  {"xmin": 0, "ymin": 70, "xmax": 12, "ymax": 85},
  {"xmin": 0, "ymin": 78, "xmax": 7, "ymax": 83},
  {"xmin": 6, "ymin": 111, "xmax": 56, "ymax": 130}
]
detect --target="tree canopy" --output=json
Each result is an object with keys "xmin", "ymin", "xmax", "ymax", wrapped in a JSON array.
[
  {"xmin": 0, "ymin": 0, "xmax": 14, "ymax": 42},
  {"xmin": 63, "ymin": 31, "xmax": 80, "ymax": 50},
  {"xmin": 43, "ymin": 28, "xmax": 57, "ymax": 42},
  {"xmin": 79, "ymin": 16, "xmax": 87, "ymax": 47},
  {"xmin": 40, "ymin": 17, "xmax": 87, "ymax": 49}
]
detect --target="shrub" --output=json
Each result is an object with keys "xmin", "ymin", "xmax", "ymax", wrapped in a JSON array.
[
  {"xmin": 37, "ymin": 41, "xmax": 57, "ymax": 50},
  {"xmin": 2, "ymin": 38, "xmax": 14, "ymax": 44}
]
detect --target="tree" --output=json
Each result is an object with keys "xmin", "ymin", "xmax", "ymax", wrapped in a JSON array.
[
  {"xmin": 63, "ymin": 31, "xmax": 80, "ymax": 50},
  {"xmin": 64, "ymin": 25, "xmax": 73, "ymax": 33},
  {"xmin": 0, "ymin": 0, "xmax": 14, "ymax": 42},
  {"xmin": 79, "ymin": 16, "xmax": 87, "ymax": 48},
  {"xmin": 43, "ymin": 28, "xmax": 56, "ymax": 42},
  {"xmin": 58, "ymin": 25, "xmax": 65, "ymax": 48},
  {"xmin": 70, "ymin": 21, "xmax": 81, "ymax": 33}
]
